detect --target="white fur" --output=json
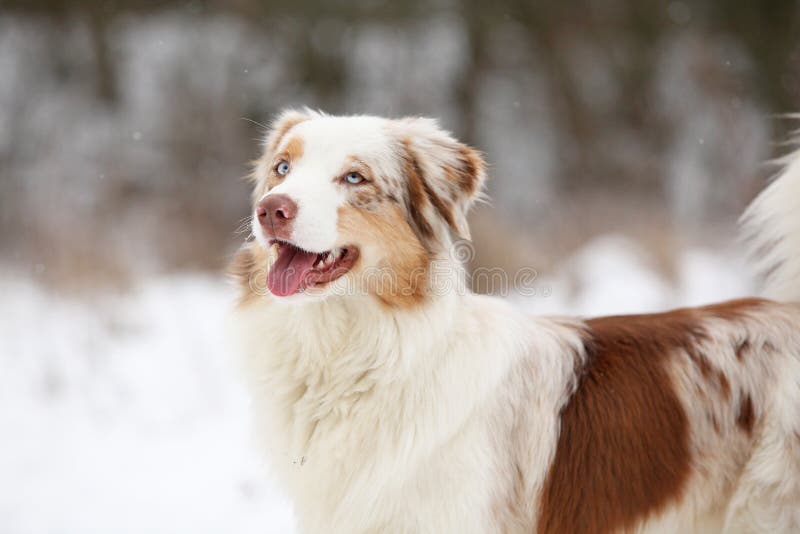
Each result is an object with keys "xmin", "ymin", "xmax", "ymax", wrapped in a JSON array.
[
  {"xmin": 741, "ymin": 143, "xmax": 800, "ymax": 301},
  {"xmin": 231, "ymin": 276, "xmax": 584, "ymax": 533},
  {"xmin": 232, "ymin": 113, "xmax": 800, "ymax": 533},
  {"xmin": 668, "ymin": 308, "xmax": 800, "ymax": 533},
  {"xmin": 733, "ymin": 137, "xmax": 800, "ymax": 533}
]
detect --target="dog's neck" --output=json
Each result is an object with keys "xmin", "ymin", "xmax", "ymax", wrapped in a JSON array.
[
  {"xmin": 268, "ymin": 279, "xmax": 463, "ymax": 372},
  {"xmin": 232, "ymin": 268, "xmax": 484, "ymax": 471}
]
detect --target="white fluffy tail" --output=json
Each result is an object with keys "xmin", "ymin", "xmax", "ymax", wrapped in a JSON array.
[{"xmin": 741, "ymin": 143, "xmax": 800, "ymax": 301}]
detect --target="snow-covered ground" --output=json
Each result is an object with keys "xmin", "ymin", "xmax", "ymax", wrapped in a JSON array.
[
  {"xmin": 0, "ymin": 236, "xmax": 756, "ymax": 533},
  {"xmin": 0, "ymin": 276, "xmax": 294, "ymax": 534}
]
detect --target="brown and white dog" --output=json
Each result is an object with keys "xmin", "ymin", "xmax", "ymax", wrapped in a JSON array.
[{"xmin": 229, "ymin": 110, "xmax": 800, "ymax": 533}]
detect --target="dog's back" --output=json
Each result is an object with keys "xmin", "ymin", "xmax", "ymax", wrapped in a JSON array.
[
  {"xmin": 534, "ymin": 151, "xmax": 800, "ymax": 533},
  {"xmin": 535, "ymin": 299, "xmax": 800, "ymax": 533},
  {"xmin": 534, "ymin": 153, "xmax": 800, "ymax": 533}
]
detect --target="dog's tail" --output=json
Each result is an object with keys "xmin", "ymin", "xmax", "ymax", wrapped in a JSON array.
[{"xmin": 741, "ymin": 139, "xmax": 800, "ymax": 301}]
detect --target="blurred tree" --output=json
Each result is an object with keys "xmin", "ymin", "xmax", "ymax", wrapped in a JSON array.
[{"xmin": 1, "ymin": 0, "xmax": 799, "ymax": 281}]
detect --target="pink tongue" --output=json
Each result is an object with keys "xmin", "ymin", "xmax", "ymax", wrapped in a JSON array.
[{"xmin": 267, "ymin": 246, "xmax": 319, "ymax": 297}]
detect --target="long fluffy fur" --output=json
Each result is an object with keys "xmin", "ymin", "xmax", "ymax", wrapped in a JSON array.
[
  {"xmin": 231, "ymin": 282, "xmax": 586, "ymax": 533},
  {"xmin": 742, "ymin": 141, "xmax": 800, "ymax": 301},
  {"xmin": 231, "ymin": 112, "xmax": 800, "ymax": 533}
]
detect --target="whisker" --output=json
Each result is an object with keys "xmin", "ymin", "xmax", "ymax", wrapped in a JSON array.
[
  {"xmin": 235, "ymin": 215, "xmax": 254, "ymax": 235},
  {"xmin": 241, "ymin": 117, "xmax": 269, "ymax": 133}
]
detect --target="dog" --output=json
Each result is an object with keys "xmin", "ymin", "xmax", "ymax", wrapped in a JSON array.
[{"xmin": 229, "ymin": 109, "xmax": 800, "ymax": 533}]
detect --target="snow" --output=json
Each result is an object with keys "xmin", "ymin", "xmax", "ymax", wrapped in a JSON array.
[
  {"xmin": 513, "ymin": 235, "xmax": 755, "ymax": 316},
  {"xmin": 0, "ymin": 276, "xmax": 293, "ymax": 534},
  {"xmin": 0, "ymin": 237, "xmax": 756, "ymax": 533}
]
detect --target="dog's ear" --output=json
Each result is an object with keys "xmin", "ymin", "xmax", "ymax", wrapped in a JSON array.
[
  {"xmin": 264, "ymin": 109, "xmax": 312, "ymax": 156},
  {"xmin": 395, "ymin": 117, "xmax": 487, "ymax": 245}
]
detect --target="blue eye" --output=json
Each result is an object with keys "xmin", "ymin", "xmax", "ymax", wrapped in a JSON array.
[
  {"xmin": 344, "ymin": 172, "xmax": 364, "ymax": 185},
  {"xmin": 276, "ymin": 161, "xmax": 290, "ymax": 176}
]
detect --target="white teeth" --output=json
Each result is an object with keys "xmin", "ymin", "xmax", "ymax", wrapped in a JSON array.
[{"xmin": 312, "ymin": 249, "xmax": 344, "ymax": 269}]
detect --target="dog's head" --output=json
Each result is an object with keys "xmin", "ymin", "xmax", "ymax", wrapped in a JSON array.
[{"xmin": 234, "ymin": 110, "xmax": 486, "ymax": 306}]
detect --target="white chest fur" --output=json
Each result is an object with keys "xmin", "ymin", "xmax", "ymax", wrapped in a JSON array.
[{"xmin": 230, "ymin": 292, "xmax": 583, "ymax": 533}]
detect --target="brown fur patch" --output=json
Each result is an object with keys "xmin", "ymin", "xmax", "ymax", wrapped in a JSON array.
[
  {"xmin": 282, "ymin": 135, "xmax": 304, "ymax": 161},
  {"xmin": 392, "ymin": 118, "xmax": 488, "ymax": 243},
  {"xmin": 706, "ymin": 298, "xmax": 769, "ymax": 320},
  {"xmin": 690, "ymin": 349, "xmax": 713, "ymax": 379},
  {"xmin": 341, "ymin": 156, "xmax": 375, "ymax": 181},
  {"xmin": 265, "ymin": 111, "xmax": 309, "ymax": 156},
  {"xmin": 228, "ymin": 242, "xmax": 268, "ymax": 306},
  {"xmin": 340, "ymin": 157, "xmax": 385, "ymax": 210},
  {"xmin": 401, "ymin": 137, "xmax": 481, "ymax": 244},
  {"xmin": 248, "ymin": 112, "xmax": 310, "ymax": 198},
  {"xmin": 402, "ymin": 149, "xmax": 436, "ymax": 242},
  {"xmin": 539, "ymin": 311, "xmax": 697, "ymax": 534},
  {"xmin": 259, "ymin": 135, "xmax": 305, "ymax": 193},
  {"xmin": 336, "ymin": 203, "xmax": 430, "ymax": 308},
  {"xmin": 735, "ymin": 339, "xmax": 751, "ymax": 361},
  {"xmin": 349, "ymin": 187, "xmax": 383, "ymax": 211},
  {"xmin": 539, "ymin": 298, "xmax": 770, "ymax": 533},
  {"xmin": 737, "ymin": 394, "xmax": 755, "ymax": 435},
  {"xmin": 456, "ymin": 146, "xmax": 486, "ymax": 195},
  {"xmin": 419, "ymin": 173, "xmax": 457, "ymax": 233},
  {"xmin": 251, "ymin": 133, "xmax": 306, "ymax": 200},
  {"xmin": 427, "ymin": 137, "xmax": 486, "ymax": 197},
  {"xmin": 718, "ymin": 371, "xmax": 731, "ymax": 400}
]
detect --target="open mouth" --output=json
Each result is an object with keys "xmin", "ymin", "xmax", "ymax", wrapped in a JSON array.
[{"xmin": 267, "ymin": 239, "xmax": 359, "ymax": 297}]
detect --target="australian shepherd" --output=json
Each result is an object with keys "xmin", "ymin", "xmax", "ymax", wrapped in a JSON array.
[{"xmin": 229, "ymin": 110, "xmax": 800, "ymax": 533}]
